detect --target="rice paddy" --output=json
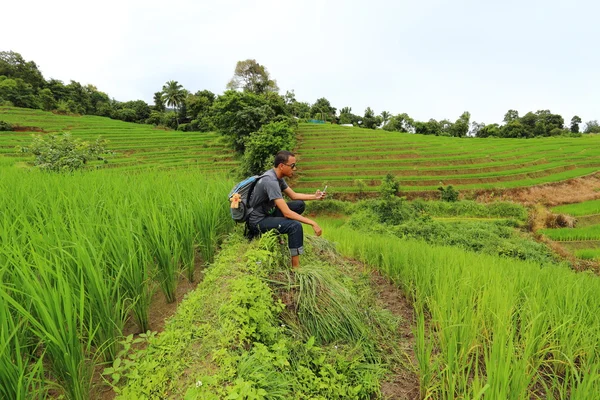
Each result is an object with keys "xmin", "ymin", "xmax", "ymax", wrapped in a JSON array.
[
  {"xmin": 293, "ymin": 124, "xmax": 600, "ymax": 193},
  {"xmin": 0, "ymin": 167, "xmax": 233, "ymax": 399},
  {"xmin": 0, "ymin": 107, "xmax": 235, "ymax": 171},
  {"xmin": 321, "ymin": 222, "xmax": 600, "ymax": 399}
]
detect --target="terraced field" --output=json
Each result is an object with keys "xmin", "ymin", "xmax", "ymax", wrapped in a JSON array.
[
  {"xmin": 541, "ymin": 199, "xmax": 600, "ymax": 260},
  {"xmin": 0, "ymin": 107, "xmax": 235, "ymax": 171},
  {"xmin": 294, "ymin": 124, "xmax": 600, "ymax": 193}
]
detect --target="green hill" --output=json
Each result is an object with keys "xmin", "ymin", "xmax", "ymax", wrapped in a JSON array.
[
  {"xmin": 0, "ymin": 107, "xmax": 235, "ymax": 171},
  {"xmin": 293, "ymin": 124, "xmax": 600, "ymax": 193}
]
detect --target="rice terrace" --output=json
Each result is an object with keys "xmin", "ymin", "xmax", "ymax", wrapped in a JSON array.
[{"xmin": 2, "ymin": 51, "xmax": 600, "ymax": 400}]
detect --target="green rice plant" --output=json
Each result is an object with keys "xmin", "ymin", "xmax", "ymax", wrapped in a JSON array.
[
  {"xmin": 104, "ymin": 227, "xmax": 153, "ymax": 332},
  {"xmin": 321, "ymin": 221, "xmax": 600, "ymax": 398},
  {"xmin": 1, "ymin": 250, "xmax": 94, "ymax": 399},
  {"xmin": 540, "ymin": 224, "xmax": 600, "ymax": 241},
  {"xmin": 552, "ymin": 199, "xmax": 600, "ymax": 216},
  {"xmin": 144, "ymin": 201, "xmax": 181, "ymax": 303},
  {"xmin": 0, "ymin": 290, "xmax": 48, "ymax": 400},
  {"xmin": 194, "ymin": 186, "xmax": 232, "ymax": 266},
  {"xmin": 574, "ymin": 248, "xmax": 600, "ymax": 260}
]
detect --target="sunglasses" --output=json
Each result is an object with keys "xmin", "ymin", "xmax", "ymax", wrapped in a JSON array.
[{"xmin": 283, "ymin": 162, "xmax": 297, "ymax": 169}]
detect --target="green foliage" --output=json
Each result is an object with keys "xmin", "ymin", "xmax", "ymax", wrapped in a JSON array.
[
  {"xmin": 0, "ymin": 120, "xmax": 13, "ymax": 131},
  {"xmin": 241, "ymin": 121, "xmax": 296, "ymax": 176},
  {"xmin": 348, "ymin": 199, "xmax": 553, "ymax": 263},
  {"xmin": 379, "ymin": 173, "xmax": 399, "ymax": 200},
  {"xmin": 114, "ymin": 232, "xmax": 389, "ymax": 399},
  {"xmin": 210, "ymin": 90, "xmax": 277, "ymax": 153},
  {"xmin": 323, "ymin": 224, "xmax": 600, "ymax": 399},
  {"xmin": 437, "ymin": 185, "xmax": 459, "ymax": 202},
  {"xmin": 21, "ymin": 133, "xmax": 111, "ymax": 172},
  {"xmin": 227, "ymin": 59, "xmax": 279, "ymax": 94}
]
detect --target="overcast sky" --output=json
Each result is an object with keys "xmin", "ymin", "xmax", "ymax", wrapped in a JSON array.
[{"xmin": 2, "ymin": 0, "xmax": 599, "ymax": 125}]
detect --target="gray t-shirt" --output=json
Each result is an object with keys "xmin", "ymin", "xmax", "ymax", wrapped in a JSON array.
[{"xmin": 248, "ymin": 169, "xmax": 288, "ymax": 226}]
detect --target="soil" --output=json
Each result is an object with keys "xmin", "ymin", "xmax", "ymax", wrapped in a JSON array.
[
  {"xmin": 475, "ymin": 172, "xmax": 600, "ymax": 206},
  {"xmin": 369, "ymin": 270, "xmax": 420, "ymax": 400}
]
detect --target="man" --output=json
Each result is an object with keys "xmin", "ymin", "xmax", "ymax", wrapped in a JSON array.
[{"xmin": 248, "ymin": 150, "xmax": 326, "ymax": 268}]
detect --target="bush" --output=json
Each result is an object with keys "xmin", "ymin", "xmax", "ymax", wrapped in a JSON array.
[
  {"xmin": 0, "ymin": 120, "xmax": 13, "ymax": 131},
  {"xmin": 438, "ymin": 185, "xmax": 459, "ymax": 202},
  {"xmin": 21, "ymin": 133, "xmax": 111, "ymax": 172},
  {"xmin": 240, "ymin": 121, "xmax": 296, "ymax": 176}
]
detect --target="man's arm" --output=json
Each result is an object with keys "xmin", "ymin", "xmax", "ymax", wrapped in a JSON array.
[
  {"xmin": 274, "ymin": 198, "xmax": 322, "ymax": 236},
  {"xmin": 283, "ymin": 187, "xmax": 325, "ymax": 201}
]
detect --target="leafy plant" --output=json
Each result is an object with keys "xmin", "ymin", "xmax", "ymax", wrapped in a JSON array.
[
  {"xmin": 438, "ymin": 184, "xmax": 459, "ymax": 202},
  {"xmin": 21, "ymin": 133, "xmax": 111, "ymax": 171}
]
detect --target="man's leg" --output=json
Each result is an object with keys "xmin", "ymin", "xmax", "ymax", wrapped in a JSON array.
[
  {"xmin": 272, "ymin": 200, "xmax": 305, "ymax": 217},
  {"xmin": 256, "ymin": 216, "xmax": 304, "ymax": 267}
]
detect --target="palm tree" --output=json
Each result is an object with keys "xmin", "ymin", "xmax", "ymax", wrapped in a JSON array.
[
  {"xmin": 381, "ymin": 111, "xmax": 391, "ymax": 127},
  {"xmin": 162, "ymin": 80, "xmax": 185, "ymax": 127}
]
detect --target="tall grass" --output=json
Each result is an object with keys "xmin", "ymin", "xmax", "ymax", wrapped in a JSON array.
[
  {"xmin": 321, "ymin": 221, "xmax": 600, "ymax": 398},
  {"xmin": 0, "ymin": 167, "xmax": 233, "ymax": 398}
]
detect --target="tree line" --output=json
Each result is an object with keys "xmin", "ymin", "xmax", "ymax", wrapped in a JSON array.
[{"xmin": 2, "ymin": 51, "xmax": 599, "ymax": 144}]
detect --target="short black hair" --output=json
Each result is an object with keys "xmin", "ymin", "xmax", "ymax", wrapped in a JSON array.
[{"xmin": 274, "ymin": 150, "xmax": 295, "ymax": 167}]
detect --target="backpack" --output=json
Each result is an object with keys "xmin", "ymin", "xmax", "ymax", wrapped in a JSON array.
[{"xmin": 228, "ymin": 173, "xmax": 267, "ymax": 223}]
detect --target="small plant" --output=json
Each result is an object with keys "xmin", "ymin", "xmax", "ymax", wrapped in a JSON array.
[
  {"xmin": 379, "ymin": 173, "xmax": 399, "ymax": 201},
  {"xmin": 0, "ymin": 120, "xmax": 13, "ymax": 131},
  {"xmin": 21, "ymin": 133, "xmax": 111, "ymax": 172},
  {"xmin": 438, "ymin": 184, "xmax": 459, "ymax": 202}
]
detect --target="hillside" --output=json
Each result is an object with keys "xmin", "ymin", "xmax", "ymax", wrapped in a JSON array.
[
  {"xmin": 0, "ymin": 107, "xmax": 235, "ymax": 171},
  {"xmin": 293, "ymin": 124, "xmax": 600, "ymax": 194}
]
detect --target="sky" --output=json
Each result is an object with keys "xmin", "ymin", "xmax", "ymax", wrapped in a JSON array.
[{"xmin": 2, "ymin": 0, "xmax": 599, "ymax": 125}]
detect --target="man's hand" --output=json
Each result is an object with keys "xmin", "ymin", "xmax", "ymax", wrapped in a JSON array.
[
  {"xmin": 312, "ymin": 223, "xmax": 322, "ymax": 237},
  {"xmin": 315, "ymin": 190, "xmax": 327, "ymax": 200}
]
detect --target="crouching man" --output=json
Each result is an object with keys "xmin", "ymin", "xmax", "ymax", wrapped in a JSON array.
[{"xmin": 247, "ymin": 150, "xmax": 326, "ymax": 268}]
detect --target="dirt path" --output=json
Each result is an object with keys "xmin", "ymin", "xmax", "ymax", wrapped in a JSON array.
[{"xmin": 369, "ymin": 270, "xmax": 420, "ymax": 400}]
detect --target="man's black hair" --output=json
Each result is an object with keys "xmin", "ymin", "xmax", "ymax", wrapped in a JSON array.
[{"xmin": 274, "ymin": 150, "xmax": 295, "ymax": 167}]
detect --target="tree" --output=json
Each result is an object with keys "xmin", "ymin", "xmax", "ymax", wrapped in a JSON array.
[
  {"xmin": 503, "ymin": 109, "xmax": 519, "ymax": 123},
  {"xmin": 584, "ymin": 120, "xmax": 600, "ymax": 134},
  {"xmin": 241, "ymin": 121, "xmax": 295, "ymax": 176},
  {"xmin": 362, "ymin": 107, "xmax": 381, "ymax": 129},
  {"xmin": 383, "ymin": 113, "xmax": 414, "ymax": 133},
  {"xmin": 226, "ymin": 59, "xmax": 279, "ymax": 94},
  {"xmin": 380, "ymin": 111, "xmax": 391, "ymax": 127},
  {"xmin": 310, "ymin": 98, "xmax": 336, "ymax": 121},
  {"xmin": 153, "ymin": 91, "xmax": 165, "ymax": 112},
  {"xmin": 570, "ymin": 115, "xmax": 582, "ymax": 133},
  {"xmin": 449, "ymin": 111, "xmax": 470, "ymax": 137},
  {"xmin": 38, "ymin": 88, "xmax": 56, "ymax": 111},
  {"xmin": 162, "ymin": 80, "xmax": 185, "ymax": 127},
  {"xmin": 210, "ymin": 90, "xmax": 275, "ymax": 153},
  {"xmin": 477, "ymin": 123, "xmax": 501, "ymax": 138},
  {"xmin": 0, "ymin": 51, "xmax": 45, "ymax": 90}
]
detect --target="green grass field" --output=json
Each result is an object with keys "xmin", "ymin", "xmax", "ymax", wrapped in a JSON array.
[
  {"xmin": 294, "ymin": 124, "xmax": 600, "ymax": 193},
  {"xmin": 0, "ymin": 107, "xmax": 236, "ymax": 171}
]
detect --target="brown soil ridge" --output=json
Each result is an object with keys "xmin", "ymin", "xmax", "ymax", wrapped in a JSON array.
[{"xmin": 475, "ymin": 171, "xmax": 600, "ymax": 206}]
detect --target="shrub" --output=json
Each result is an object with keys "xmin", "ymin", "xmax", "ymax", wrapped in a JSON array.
[
  {"xmin": 437, "ymin": 185, "xmax": 459, "ymax": 202},
  {"xmin": 240, "ymin": 121, "xmax": 295, "ymax": 176},
  {"xmin": 379, "ymin": 173, "xmax": 399, "ymax": 200},
  {"xmin": 0, "ymin": 120, "xmax": 13, "ymax": 131},
  {"xmin": 21, "ymin": 133, "xmax": 111, "ymax": 172}
]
